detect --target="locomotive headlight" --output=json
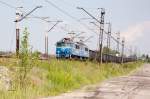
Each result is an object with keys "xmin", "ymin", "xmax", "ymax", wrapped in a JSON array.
[
  {"xmin": 57, "ymin": 50, "xmax": 60, "ymax": 53},
  {"xmin": 66, "ymin": 50, "xmax": 69, "ymax": 54},
  {"xmin": 116, "ymin": 54, "xmax": 119, "ymax": 57},
  {"xmin": 61, "ymin": 48, "xmax": 64, "ymax": 52}
]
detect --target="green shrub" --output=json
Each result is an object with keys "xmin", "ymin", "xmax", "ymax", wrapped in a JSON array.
[{"xmin": 0, "ymin": 57, "xmax": 142, "ymax": 99}]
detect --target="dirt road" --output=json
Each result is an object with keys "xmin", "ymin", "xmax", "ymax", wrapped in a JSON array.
[{"xmin": 42, "ymin": 64, "xmax": 150, "ymax": 99}]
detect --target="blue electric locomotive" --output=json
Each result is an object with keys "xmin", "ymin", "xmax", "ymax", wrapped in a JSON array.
[{"xmin": 56, "ymin": 38, "xmax": 89, "ymax": 59}]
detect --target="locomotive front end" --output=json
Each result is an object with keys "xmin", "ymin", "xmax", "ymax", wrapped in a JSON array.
[{"xmin": 56, "ymin": 38, "xmax": 72, "ymax": 58}]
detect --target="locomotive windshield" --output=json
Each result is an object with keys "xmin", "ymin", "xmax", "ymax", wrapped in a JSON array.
[
  {"xmin": 56, "ymin": 42, "xmax": 72, "ymax": 47},
  {"xmin": 56, "ymin": 42, "xmax": 65, "ymax": 47}
]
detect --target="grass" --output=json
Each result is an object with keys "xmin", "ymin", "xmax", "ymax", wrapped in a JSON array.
[{"xmin": 0, "ymin": 58, "xmax": 143, "ymax": 99}]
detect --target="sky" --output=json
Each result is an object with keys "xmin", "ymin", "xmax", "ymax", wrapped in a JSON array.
[{"xmin": 0, "ymin": 0, "xmax": 150, "ymax": 55}]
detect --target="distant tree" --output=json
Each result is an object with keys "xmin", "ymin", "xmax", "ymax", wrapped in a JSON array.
[
  {"xmin": 146, "ymin": 54, "xmax": 150, "ymax": 62},
  {"xmin": 140, "ymin": 54, "xmax": 150, "ymax": 62},
  {"xmin": 102, "ymin": 46, "xmax": 120, "ymax": 56},
  {"xmin": 111, "ymin": 50, "xmax": 120, "ymax": 56},
  {"xmin": 146, "ymin": 54, "xmax": 149, "ymax": 59},
  {"xmin": 141, "ymin": 54, "xmax": 146, "ymax": 58},
  {"xmin": 102, "ymin": 47, "xmax": 110, "ymax": 54}
]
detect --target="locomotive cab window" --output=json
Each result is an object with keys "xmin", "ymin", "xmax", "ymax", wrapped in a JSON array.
[
  {"xmin": 75, "ymin": 45, "xmax": 80, "ymax": 49},
  {"xmin": 85, "ymin": 48, "xmax": 88, "ymax": 51},
  {"xmin": 56, "ymin": 42, "xmax": 65, "ymax": 47}
]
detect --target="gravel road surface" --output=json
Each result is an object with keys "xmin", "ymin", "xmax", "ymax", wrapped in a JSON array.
[{"xmin": 41, "ymin": 64, "xmax": 150, "ymax": 99}]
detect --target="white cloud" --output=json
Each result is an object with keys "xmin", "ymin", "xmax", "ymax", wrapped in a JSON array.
[{"xmin": 121, "ymin": 21, "xmax": 150, "ymax": 43}]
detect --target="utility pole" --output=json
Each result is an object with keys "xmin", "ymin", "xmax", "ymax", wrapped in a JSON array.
[
  {"xmin": 106, "ymin": 23, "xmax": 111, "ymax": 52},
  {"xmin": 45, "ymin": 21, "xmax": 62, "ymax": 59},
  {"xmin": 77, "ymin": 7, "xmax": 105, "ymax": 64},
  {"xmin": 98, "ymin": 8, "xmax": 105, "ymax": 64},
  {"xmin": 15, "ymin": 6, "xmax": 42, "ymax": 57},
  {"xmin": 45, "ymin": 29, "xmax": 48, "ymax": 59},
  {"xmin": 121, "ymin": 38, "xmax": 125, "ymax": 63},
  {"xmin": 106, "ymin": 22, "xmax": 111, "ymax": 63},
  {"xmin": 134, "ymin": 46, "xmax": 137, "ymax": 60},
  {"xmin": 15, "ymin": 7, "xmax": 23, "ymax": 57},
  {"xmin": 116, "ymin": 32, "xmax": 120, "ymax": 55}
]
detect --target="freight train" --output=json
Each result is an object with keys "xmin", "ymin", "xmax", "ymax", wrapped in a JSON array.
[
  {"xmin": 56, "ymin": 38, "xmax": 136, "ymax": 63},
  {"xmin": 89, "ymin": 50, "xmax": 137, "ymax": 63}
]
